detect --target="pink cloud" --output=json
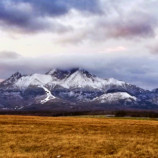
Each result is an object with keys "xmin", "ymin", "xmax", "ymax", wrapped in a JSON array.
[
  {"xmin": 105, "ymin": 46, "xmax": 127, "ymax": 52},
  {"xmin": 0, "ymin": 79, "xmax": 4, "ymax": 82}
]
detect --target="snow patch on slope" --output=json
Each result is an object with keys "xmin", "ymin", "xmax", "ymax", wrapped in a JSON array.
[
  {"xmin": 94, "ymin": 92, "xmax": 136, "ymax": 103},
  {"xmin": 40, "ymin": 86, "xmax": 56, "ymax": 104}
]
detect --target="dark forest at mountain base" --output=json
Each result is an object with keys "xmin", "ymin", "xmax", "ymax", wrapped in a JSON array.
[{"xmin": 1, "ymin": 110, "xmax": 158, "ymax": 118}]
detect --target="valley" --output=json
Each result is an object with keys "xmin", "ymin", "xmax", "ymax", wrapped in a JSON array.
[{"xmin": 1, "ymin": 115, "xmax": 158, "ymax": 158}]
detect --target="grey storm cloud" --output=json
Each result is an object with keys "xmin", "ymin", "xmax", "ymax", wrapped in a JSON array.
[
  {"xmin": 17, "ymin": 0, "xmax": 102, "ymax": 15},
  {"xmin": 56, "ymin": 1, "xmax": 158, "ymax": 44},
  {"xmin": 0, "ymin": 0, "xmax": 157, "ymax": 40},
  {"xmin": 97, "ymin": 1, "xmax": 158, "ymax": 40},
  {"xmin": 0, "ymin": 0, "xmax": 102, "ymax": 33},
  {"xmin": 104, "ymin": 13, "xmax": 156, "ymax": 39},
  {"xmin": 0, "ymin": 51, "xmax": 21, "ymax": 59},
  {"xmin": 147, "ymin": 43, "xmax": 158, "ymax": 55}
]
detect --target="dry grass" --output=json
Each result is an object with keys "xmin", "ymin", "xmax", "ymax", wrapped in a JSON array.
[{"xmin": 0, "ymin": 115, "xmax": 158, "ymax": 158}]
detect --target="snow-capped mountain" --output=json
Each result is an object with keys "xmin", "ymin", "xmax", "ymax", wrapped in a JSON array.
[
  {"xmin": 11, "ymin": 68, "xmax": 125, "ymax": 91},
  {"xmin": 0, "ymin": 68, "xmax": 158, "ymax": 111}
]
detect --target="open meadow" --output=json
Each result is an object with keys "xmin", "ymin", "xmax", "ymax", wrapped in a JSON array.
[{"xmin": 0, "ymin": 115, "xmax": 158, "ymax": 158}]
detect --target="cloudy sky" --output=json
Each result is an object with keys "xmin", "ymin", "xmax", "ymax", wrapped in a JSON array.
[{"xmin": 0, "ymin": 0, "xmax": 158, "ymax": 89}]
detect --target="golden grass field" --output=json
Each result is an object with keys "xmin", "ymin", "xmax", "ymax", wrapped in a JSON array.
[{"xmin": 0, "ymin": 115, "xmax": 158, "ymax": 158}]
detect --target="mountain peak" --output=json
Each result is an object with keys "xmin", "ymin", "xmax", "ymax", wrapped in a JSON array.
[
  {"xmin": 0, "ymin": 72, "xmax": 22, "ymax": 87},
  {"xmin": 69, "ymin": 68, "xmax": 95, "ymax": 78},
  {"xmin": 45, "ymin": 67, "xmax": 94, "ymax": 80},
  {"xmin": 46, "ymin": 68, "xmax": 70, "ymax": 79},
  {"xmin": 12, "ymin": 72, "xmax": 22, "ymax": 78},
  {"xmin": 6, "ymin": 72, "xmax": 22, "ymax": 81}
]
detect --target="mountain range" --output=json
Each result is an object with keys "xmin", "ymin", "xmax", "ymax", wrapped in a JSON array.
[{"xmin": 0, "ymin": 68, "xmax": 158, "ymax": 112}]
